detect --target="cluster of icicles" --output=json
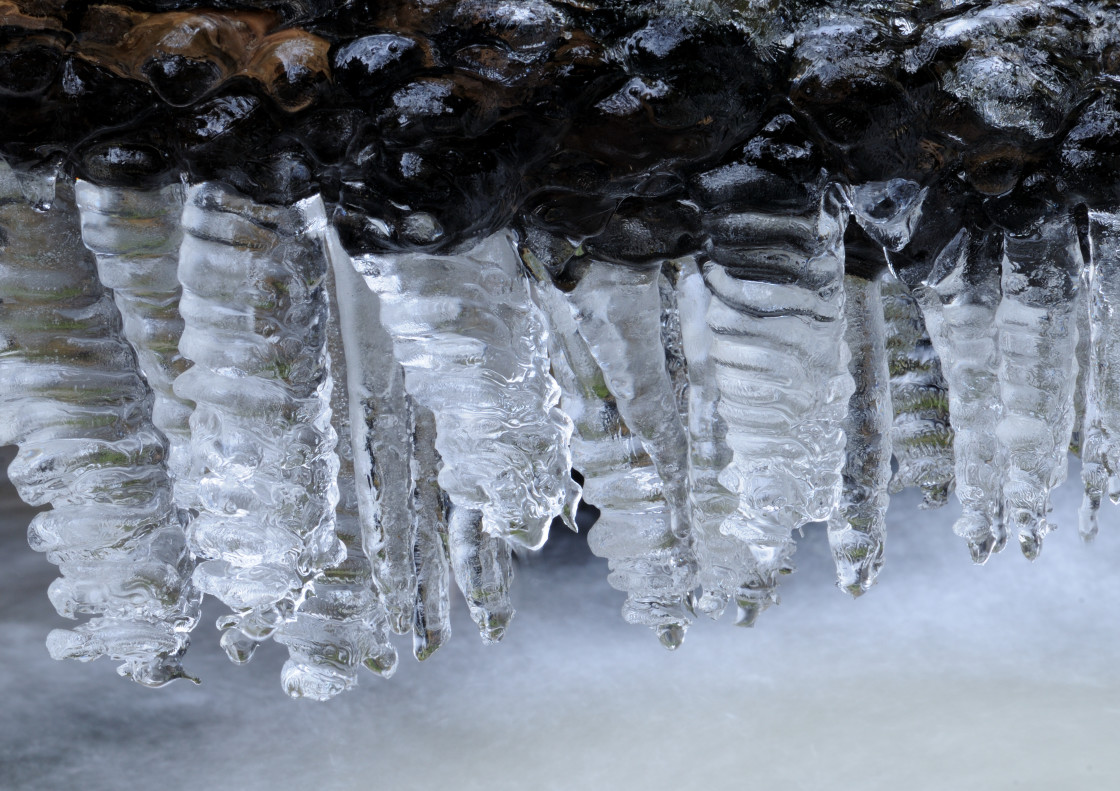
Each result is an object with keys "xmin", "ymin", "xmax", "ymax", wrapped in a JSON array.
[
  {"xmin": 5, "ymin": 155, "xmax": 1119, "ymax": 700},
  {"xmin": 2, "ymin": 0, "xmax": 1120, "ymax": 699}
]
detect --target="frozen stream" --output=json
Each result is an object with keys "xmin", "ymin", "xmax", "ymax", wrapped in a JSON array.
[{"xmin": 2, "ymin": 447, "xmax": 1119, "ymax": 790}]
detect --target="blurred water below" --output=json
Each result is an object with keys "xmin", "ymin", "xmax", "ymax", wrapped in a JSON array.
[{"xmin": 1, "ymin": 445, "xmax": 1118, "ymax": 790}]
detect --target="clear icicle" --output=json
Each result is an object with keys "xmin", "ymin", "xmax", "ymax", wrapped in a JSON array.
[
  {"xmin": 72, "ymin": 180, "xmax": 195, "ymax": 507},
  {"xmin": 527, "ymin": 263, "xmax": 694, "ymax": 647},
  {"xmin": 664, "ymin": 258, "xmax": 745, "ymax": 622},
  {"xmin": 915, "ymin": 228, "xmax": 1006, "ymax": 562},
  {"xmin": 352, "ymin": 230, "xmax": 576, "ymax": 551},
  {"xmin": 995, "ymin": 219, "xmax": 1082, "ymax": 560},
  {"xmin": 702, "ymin": 188, "xmax": 855, "ymax": 622},
  {"xmin": 0, "ymin": 162, "xmax": 200, "ymax": 685},
  {"xmin": 323, "ymin": 227, "xmax": 417, "ymax": 634},
  {"xmin": 828, "ymin": 275, "xmax": 891, "ymax": 596},
  {"xmin": 565, "ymin": 259, "xmax": 691, "ymax": 541},
  {"xmin": 173, "ymin": 184, "xmax": 344, "ymax": 663},
  {"xmin": 1081, "ymin": 211, "xmax": 1120, "ymax": 539},
  {"xmin": 1072, "ymin": 270, "xmax": 1091, "ymax": 461},
  {"xmin": 881, "ymin": 274, "xmax": 955, "ymax": 508},
  {"xmin": 409, "ymin": 400, "xmax": 452, "ymax": 661},
  {"xmin": 447, "ymin": 504, "xmax": 514, "ymax": 644},
  {"xmin": 275, "ymin": 265, "xmax": 398, "ymax": 700}
]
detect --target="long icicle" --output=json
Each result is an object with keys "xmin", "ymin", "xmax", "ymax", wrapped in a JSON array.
[
  {"xmin": 914, "ymin": 227, "xmax": 1006, "ymax": 562},
  {"xmin": 526, "ymin": 252, "xmax": 694, "ymax": 648},
  {"xmin": 828, "ymin": 273, "xmax": 891, "ymax": 596},
  {"xmin": 174, "ymin": 183, "xmax": 344, "ymax": 663},
  {"xmin": 881, "ymin": 274, "xmax": 955, "ymax": 508},
  {"xmin": 0, "ymin": 161, "xmax": 200, "ymax": 685},
  {"xmin": 73, "ymin": 180, "xmax": 195, "ymax": 507},
  {"xmin": 275, "ymin": 264, "xmax": 398, "ymax": 699},
  {"xmin": 324, "ymin": 227, "xmax": 418, "ymax": 635},
  {"xmin": 1080, "ymin": 211, "xmax": 1120, "ymax": 539},
  {"xmin": 698, "ymin": 185, "xmax": 854, "ymax": 622},
  {"xmin": 408, "ymin": 400, "xmax": 452, "ymax": 661},
  {"xmin": 664, "ymin": 257, "xmax": 742, "ymax": 622},
  {"xmin": 996, "ymin": 217, "xmax": 1082, "ymax": 559}
]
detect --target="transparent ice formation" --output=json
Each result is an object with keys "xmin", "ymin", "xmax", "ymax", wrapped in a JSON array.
[
  {"xmin": 702, "ymin": 187, "xmax": 855, "ymax": 620},
  {"xmin": 0, "ymin": 161, "xmax": 200, "ymax": 685},
  {"xmin": 274, "ymin": 264, "xmax": 398, "ymax": 700},
  {"xmin": 1080, "ymin": 212, "xmax": 1120, "ymax": 542},
  {"xmin": 828, "ymin": 274, "xmax": 891, "ymax": 596},
  {"xmin": 529, "ymin": 257, "xmax": 694, "ymax": 647},
  {"xmin": 666, "ymin": 258, "xmax": 746, "ymax": 623},
  {"xmin": 323, "ymin": 228, "xmax": 419, "ymax": 634},
  {"xmin": 915, "ymin": 229, "xmax": 1007, "ymax": 562},
  {"xmin": 4, "ymin": 0, "xmax": 1120, "ymax": 696},
  {"xmin": 351, "ymin": 231, "xmax": 576, "ymax": 552},
  {"xmin": 73, "ymin": 181, "xmax": 195, "ymax": 507},
  {"xmin": 881, "ymin": 276, "xmax": 955, "ymax": 507},
  {"xmin": 174, "ymin": 183, "xmax": 344, "ymax": 663},
  {"xmin": 996, "ymin": 219, "xmax": 1082, "ymax": 559}
]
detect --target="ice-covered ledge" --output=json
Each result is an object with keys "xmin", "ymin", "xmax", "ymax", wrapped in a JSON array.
[{"xmin": 1, "ymin": 455, "xmax": 1118, "ymax": 789}]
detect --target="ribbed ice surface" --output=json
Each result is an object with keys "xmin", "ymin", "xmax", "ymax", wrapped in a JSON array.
[
  {"xmin": 531, "ymin": 266, "xmax": 694, "ymax": 647},
  {"xmin": 704, "ymin": 188, "xmax": 855, "ymax": 620},
  {"xmin": 665, "ymin": 258, "xmax": 745, "ymax": 623},
  {"xmin": 353, "ymin": 231, "xmax": 575, "ymax": 551},
  {"xmin": 274, "ymin": 265, "xmax": 398, "ymax": 700},
  {"xmin": 173, "ymin": 183, "xmax": 344, "ymax": 662},
  {"xmin": 1081, "ymin": 212, "xmax": 1120, "ymax": 539},
  {"xmin": 996, "ymin": 219, "xmax": 1082, "ymax": 559},
  {"xmin": 73, "ymin": 181, "xmax": 195, "ymax": 507},
  {"xmin": 0, "ymin": 162, "xmax": 200, "ymax": 685},
  {"xmin": 828, "ymin": 275, "xmax": 891, "ymax": 596},
  {"xmin": 881, "ymin": 275, "xmax": 954, "ymax": 508},
  {"xmin": 915, "ymin": 229, "xmax": 1006, "ymax": 562}
]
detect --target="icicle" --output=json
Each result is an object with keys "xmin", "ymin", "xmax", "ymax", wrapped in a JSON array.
[
  {"xmin": 173, "ymin": 183, "xmax": 344, "ymax": 663},
  {"xmin": 914, "ymin": 228, "xmax": 1006, "ymax": 562},
  {"xmin": 447, "ymin": 504, "xmax": 514, "ymax": 644},
  {"xmin": 0, "ymin": 161, "xmax": 200, "ymax": 685},
  {"xmin": 995, "ymin": 218, "xmax": 1081, "ymax": 559},
  {"xmin": 881, "ymin": 275, "xmax": 954, "ymax": 508},
  {"xmin": 72, "ymin": 180, "xmax": 195, "ymax": 507},
  {"xmin": 409, "ymin": 400, "xmax": 452, "ymax": 661},
  {"xmin": 323, "ymin": 227, "xmax": 418, "ymax": 634},
  {"xmin": 664, "ymin": 258, "xmax": 745, "ymax": 622},
  {"xmin": 828, "ymin": 274, "xmax": 891, "ymax": 596},
  {"xmin": 1080, "ymin": 211, "xmax": 1120, "ymax": 540},
  {"xmin": 699, "ymin": 186, "xmax": 854, "ymax": 621},
  {"xmin": 526, "ymin": 257, "xmax": 694, "ymax": 647},
  {"xmin": 565, "ymin": 258, "xmax": 691, "ymax": 540},
  {"xmin": 351, "ymin": 231, "xmax": 576, "ymax": 551},
  {"xmin": 275, "ymin": 265, "xmax": 398, "ymax": 700}
]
